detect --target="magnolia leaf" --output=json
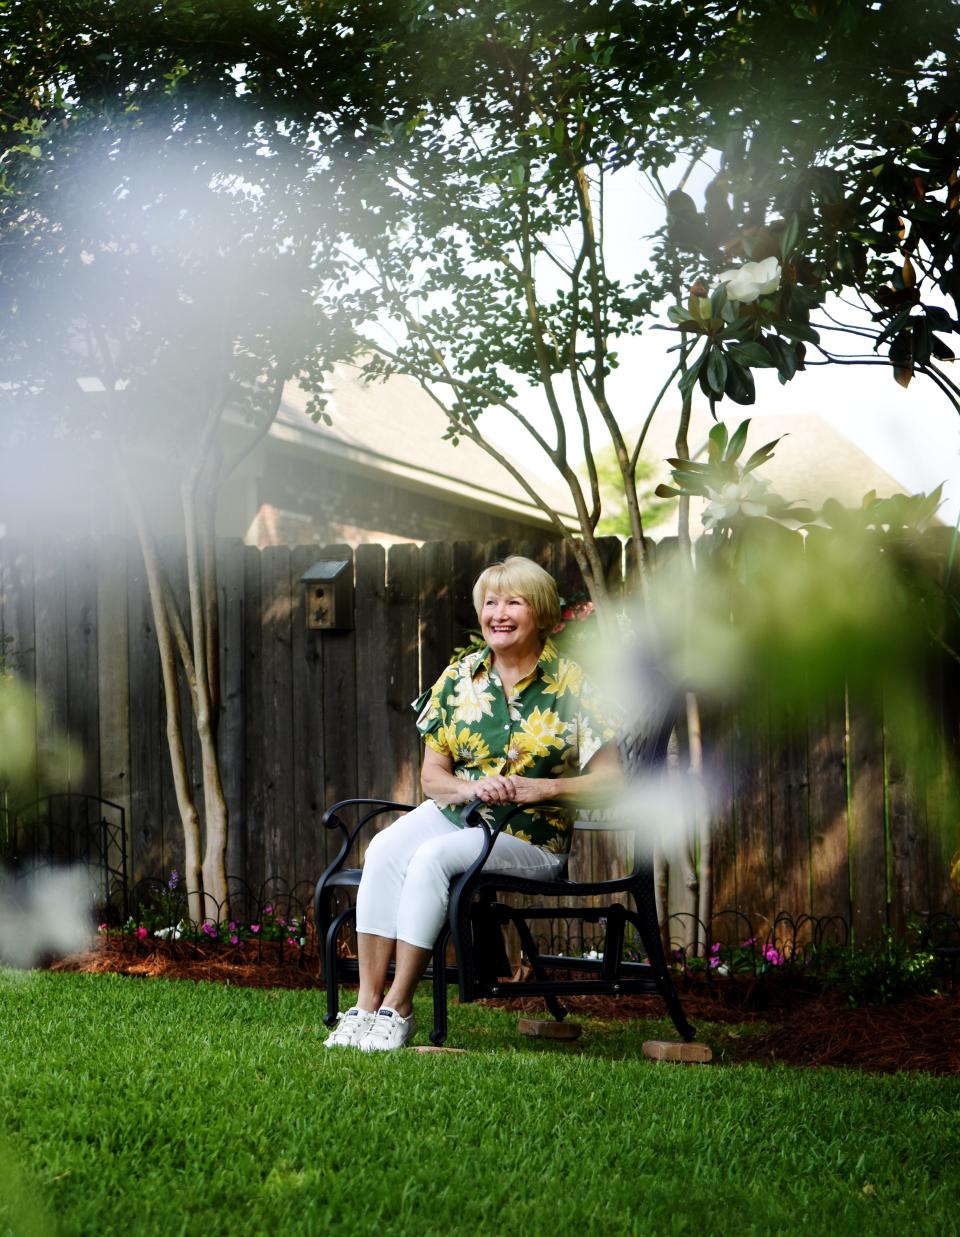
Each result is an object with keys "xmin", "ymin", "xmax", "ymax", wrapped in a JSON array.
[
  {"xmin": 778, "ymin": 320, "xmax": 820, "ymax": 345},
  {"xmin": 667, "ymin": 304, "xmax": 694, "ymax": 324},
  {"xmin": 764, "ymin": 335, "xmax": 799, "ymax": 382},
  {"xmin": 779, "ymin": 214, "xmax": 801, "ymax": 261},
  {"xmin": 724, "ymin": 356, "xmax": 755, "ymax": 405},
  {"xmin": 705, "ymin": 347, "xmax": 728, "ymax": 396},
  {"xmin": 654, "ymin": 484, "xmax": 683, "ymax": 499},
  {"xmin": 728, "ymin": 341, "xmax": 776, "ymax": 368},
  {"xmin": 727, "ymin": 418, "xmax": 751, "ymax": 462},
  {"xmin": 743, "ymin": 436, "xmax": 783, "ymax": 473},
  {"xmin": 708, "ymin": 421, "xmax": 729, "ymax": 454}
]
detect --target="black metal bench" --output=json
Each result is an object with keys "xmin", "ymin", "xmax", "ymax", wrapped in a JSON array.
[{"xmin": 314, "ymin": 707, "xmax": 695, "ymax": 1046}]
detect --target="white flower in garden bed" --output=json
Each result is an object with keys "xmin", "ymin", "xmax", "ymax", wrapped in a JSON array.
[{"xmin": 716, "ymin": 256, "xmax": 781, "ymax": 304}]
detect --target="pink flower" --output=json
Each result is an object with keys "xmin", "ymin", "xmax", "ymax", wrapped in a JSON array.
[
  {"xmin": 230, "ymin": 934, "xmax": 239, "ymax": 945},
  {"xmin": 742, "ymin": 937, "xmax": 755, "ymax": 948},
  {"xmin": 763, "ymin": 945, "xmax": 783, "ymax": 966},
  {"xmin": 136, "ymin": 926, "xmax": 147, "ymax": 941},
  {"xmin": 98, "ymin": 923, "xmax": 108, "ymax": 934},
  {"xmin": 287, "ymin": 937, "xmax": 297, "ymax": 947},
  {"xmin": 263, "ymin": 905, "xmax": 273, "ymax": 916},
  {"xmin": 250, "ymin": 924, "xmax": 260, "ymax": 934},
  {"xmin": 228, "ymin": 922, "xmax": 236, "ymax": 932}
]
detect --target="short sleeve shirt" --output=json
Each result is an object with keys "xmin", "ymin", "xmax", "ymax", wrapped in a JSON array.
[{"xmin": 412, "ymin": 638, "xmax": 620, "ymax": 853}]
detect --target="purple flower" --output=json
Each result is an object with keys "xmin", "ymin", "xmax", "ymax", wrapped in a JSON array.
[
  {"xmin": 228, "ymin": 922, "xmax": 236, "ymax": 932},
  {"xmin": 741, "ymin": 937, "xmax": 756, "ymax": 948},
  {"xmin": 250, "ymin": 924, "xmax": 260, "ymax": 934},
  {"xmin": 201, "ymin": 922, "xmax": 217, "ymax": 938},
  {"xmin": 263, "ymin": 904, "xmax": 273, "ymax": 916},
  {"xmin": 230, "ymin": 934, "xmax": 239, "ymax": 945},
  {"xmin": 167, "ymin": 869, "xmax": 180, "ymax": 891}
]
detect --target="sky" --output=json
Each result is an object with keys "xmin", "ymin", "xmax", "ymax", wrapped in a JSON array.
[{"xmin": 479, "ymin": 165, "xmax": 960, "ymax": 526}]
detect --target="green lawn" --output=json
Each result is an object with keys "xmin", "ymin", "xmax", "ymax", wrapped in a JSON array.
[{"xmin": 1, "ymin": 971, "xmax": 957, "ymax": 1237}]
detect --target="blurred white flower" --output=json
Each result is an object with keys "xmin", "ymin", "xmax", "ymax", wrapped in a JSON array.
[
  {"xmin": 702, "ymin": 476, "xmax": 772, "ymax": 527},
  {"xmin": 154, "ymin": 922, "xmax": 184, "ymax": 941},
  {"xmin": 716, "ymin": 256, "xmax": 781, "ymax": 304}
]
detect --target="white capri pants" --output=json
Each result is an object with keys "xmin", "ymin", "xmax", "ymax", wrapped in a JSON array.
[{"xmin": 354, "ymin": 800, "xmax": 566, "ymax": 950}]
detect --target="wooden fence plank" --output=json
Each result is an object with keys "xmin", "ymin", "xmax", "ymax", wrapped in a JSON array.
[
  {"xmin": 242, "ymin": 543, "xmax": 265, "ymax": 896},
  {"xmin": 0, "ymin": 538, "xmax": 37, "ymax": 806},
  {"xmin": 733, "ymin": 709, "xmax": 774, "ymax": 936},
  {"xmin": 847, "ymin": 694, "xmax": 888, "ymax": 945},
  {"xmin": 97, "ymin": 539, "xmax": 130, "ymax": 834},
  {"xmin": 290, "ymin": 543, "xmax": 327, "ymax": 881},
  {"xmin": 386, "ymin": 544, "xmax": 422, "ymax": 807},
  {"xmin": 885, "ymin": 712, "xmax": 929, "ymax": 935},
  {"xmin": 418, "ymin": 541, "xmax": 454, "ymax": 694},
  {"xmin": 218, "ymin": 538, "xmax": 246, "ymax": 885},
  {"xmin": 770, "ymin": 708, "xmax": 812, "ymax": 938},
  {"xmin": 706, "ymin": 704, "xmax": 738, "ymax": 926},
  {"xmin": 808, "ymin": 688, "xmax": 851, "ymax": 928},
  {"xmin": 64, "ymin": 538, "xmax": 100, "ymax": 798},
  {"xmin": 320, "ymin": 544, "xmax": 358, "ymax": 813},
  {"xmin": 355, "ymin": 544, "xmax": 393, "ymax": 807},
  {"xmin": 260, "ymin": 545, "xmax": 295, "ymax": 884},
  {"xmin": 125, "ymin": 538, "xmax": 164, "ymax": 880},
  {"xmin": 32, "ymin": 541, "xmax": 70, "ymax": 797}
]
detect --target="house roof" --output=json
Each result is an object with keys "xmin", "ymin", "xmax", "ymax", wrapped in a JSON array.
[
  {"xmin": 635, "ymin": 408, "xmax": 916, "ymax": 537},
  {"xmin": 268, "ymin": 363, "xmax": 578, "ymax": 531}
]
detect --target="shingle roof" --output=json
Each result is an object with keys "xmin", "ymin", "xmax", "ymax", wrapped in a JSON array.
[{"xmin": 270, "ymin": 363, "xmax": 578, "ymax": 530}]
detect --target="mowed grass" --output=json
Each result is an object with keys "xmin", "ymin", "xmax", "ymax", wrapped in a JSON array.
[{"xmin": 0, "ymin": 972, "xmax": 957, "ymax": 1237}]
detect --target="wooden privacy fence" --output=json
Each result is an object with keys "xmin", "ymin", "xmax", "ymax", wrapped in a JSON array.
[{"xmin": 0, "ymin": 533, "xmax": 957, "ymax": 945}]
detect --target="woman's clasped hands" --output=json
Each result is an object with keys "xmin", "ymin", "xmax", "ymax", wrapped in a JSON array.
[{"xmin": 469, "ymin": 773, "xmax": 554, "ymax": 806}]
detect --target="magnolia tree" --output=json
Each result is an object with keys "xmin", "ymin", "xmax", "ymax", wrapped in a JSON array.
[{"xmin": 320, "ymin": 0, "xmax": 960, "ymax": 597}]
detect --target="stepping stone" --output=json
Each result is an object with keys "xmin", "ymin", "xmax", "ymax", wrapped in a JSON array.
[
  {"xmin": 643, "ymin": 1039, "xmax": 713, "ymax": 1063},
  {"xmin": 408, "ymin": 1045, "xmax": 468, "ymax": 1054}
]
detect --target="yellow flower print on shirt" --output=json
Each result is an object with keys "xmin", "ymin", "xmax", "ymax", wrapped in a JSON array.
[
  {"xmin": 452, "ymin": 728, "xmax": 490, "ymax": 765},
  {"xmin": 519, "ymin": 707, "xmax": 566, "ymax": 756},
  {"xmin": 541, "ymin": 657, "xmax": 584, "ymax": 699}
]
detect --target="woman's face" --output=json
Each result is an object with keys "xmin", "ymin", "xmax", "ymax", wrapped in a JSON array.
[{"xmin": 480, "ymin": 591, "xmax": 540, "ymax": 660}]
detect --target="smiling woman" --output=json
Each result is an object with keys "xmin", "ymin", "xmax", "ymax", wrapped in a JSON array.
[{"xmin": 323, "ymin": 555, "xmax": 622, "ymax": 1053}]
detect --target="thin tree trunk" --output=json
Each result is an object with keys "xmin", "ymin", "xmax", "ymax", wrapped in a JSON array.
[
  {"xmin": 119, "ymin": 469, "xmax": 205, "ymax": 923},
  {"xmin": 182, "ymin": 479, "xmax": 230, "ymax": 920}
]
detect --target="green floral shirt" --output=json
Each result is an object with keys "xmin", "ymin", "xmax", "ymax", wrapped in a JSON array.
[{"xmin": 412, "ymin": 639, "xmax": 620, "ymax": 852}]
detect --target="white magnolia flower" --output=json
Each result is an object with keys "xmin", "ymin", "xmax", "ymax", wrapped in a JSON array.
[
  {"xmin": 702, "ymin": 476, "xmax": 772, "ymax": 527},
  {"xmin": 716, "ymin": 256, "xmax": 781, "ymax": 304}
]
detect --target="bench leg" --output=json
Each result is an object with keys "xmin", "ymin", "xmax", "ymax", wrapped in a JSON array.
[
  {"xmin": 629, "ymin": 896, "xmax": 696, "ymax": 1043},
  {"xmin": 430, "ymin": 928, "xmax": 450, "ymax": 1046},
  {"xmin": 511, "ymin": 912, "xmax": 567, "ymax": 1023},
  {"xmin": 324, "ymin": 905, "xmax": 356, "ymax": 1027}
]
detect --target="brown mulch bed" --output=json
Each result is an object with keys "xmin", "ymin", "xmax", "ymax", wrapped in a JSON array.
[
  {"xmin": 50, "ymin": 934, "xmax": 324, "ymax": 990},
  {"xmin": 50, "ymin": 938, "xmax": 960, "ymax": 1074}
]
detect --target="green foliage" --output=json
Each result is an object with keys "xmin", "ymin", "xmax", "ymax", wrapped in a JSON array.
[
  {"xmin": 820, "ymin": 933, "xmax": 942, "ymax": 1008},
  {"xmin": 656, "ymin": 0, "xmax": 960, "ymax": 409},
  {"xmin": 594, "ymin": 449, "xmax": 675, "ymax": 536}
]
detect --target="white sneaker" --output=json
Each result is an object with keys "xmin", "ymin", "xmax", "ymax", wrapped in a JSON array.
[
  {"xmin": 357, "ymin": 1007, "xmax": 416, "ymax": 1052},
  {"xmin": 324, "ymin": 1006, "xmax": 377, "ymax": 1049}
]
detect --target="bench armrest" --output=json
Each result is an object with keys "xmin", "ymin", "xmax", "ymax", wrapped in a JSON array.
[{"xmin": 319, "ymin": 798, "xmax": 416, "ymax": 883}]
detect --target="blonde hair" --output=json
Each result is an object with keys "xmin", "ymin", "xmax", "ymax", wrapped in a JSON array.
[{"xmin": 472, "ymin": 556, "xmax": 561, "ymax": 640}]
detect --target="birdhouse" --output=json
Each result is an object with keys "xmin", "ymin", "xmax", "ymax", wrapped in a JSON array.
[{"xmin": 301, "ymin": 559, "xmax": 353, "ymax": 631}]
